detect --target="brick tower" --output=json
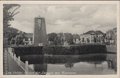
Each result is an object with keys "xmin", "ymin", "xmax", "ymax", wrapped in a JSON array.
[{"xmin": 33, "ymin": 16, "xmax": 47, "ymax": 46}]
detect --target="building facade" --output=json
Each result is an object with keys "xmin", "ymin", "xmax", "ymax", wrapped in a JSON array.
[
  {"xmin": 23, "ymin": 33, "xmax": 33, "ymax": 45},
  {"xmin": 80, "ymin": 31, "xmax": 105, "ymax": 44},
  {"xmin": 105, "ymin": 28, "xmax": 117, "ymax": 45}
]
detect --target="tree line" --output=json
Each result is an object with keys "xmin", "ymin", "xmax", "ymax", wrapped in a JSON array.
[{"xmin": 47, "ymin": 33, "xmax": 80, "ymax": 45}]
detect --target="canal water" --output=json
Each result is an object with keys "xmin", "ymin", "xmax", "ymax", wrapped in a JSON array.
[{"xmin": 21, "ymin": 54, "xmax": 117, "ymax": 75}]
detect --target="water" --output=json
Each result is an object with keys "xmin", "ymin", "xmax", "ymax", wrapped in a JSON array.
[{"xmin": 21, "ymin": 54, "xmax": 117, "ymax": 75}]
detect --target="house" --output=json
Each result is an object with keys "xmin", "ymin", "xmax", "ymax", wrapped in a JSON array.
[
  {"xmin": 105, "ymin": 28, "xmax": 117, "ymax": 45},
  {"xmin": 80, "ymin": 30, "xmax": 105, "ymax": 44},
  {"xmin": 73, "ymin": 34, "xmax": 80, "ymax": 44},
  {"xmin": 23, "ymin": 33, "xmax": 33, "ymax": 45}
]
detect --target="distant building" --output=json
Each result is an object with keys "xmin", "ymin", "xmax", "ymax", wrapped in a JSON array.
[
  {"xmin": 23, "ymin": 33, "xmax": 33, "ymax": 45},
  {"xmin": 105, "ymin": 28, "xmax": 117, "ymax": 45},
  {"xmin": 73, "ymin": 34, "xmax": 80, "ymax": 44},
  {"xmin": 76, "ymin": 39, "xmax": 80, "ymax": 44},
  {"xmin": 80, "ymin": 30, "xmax": 105, "ymax": 44},
  {"xmin": 73, "ymin": 38, "xmax": 80, "ymax": 44},
  {"xmin": 63, "ymin": 41, "xmax": 69, "ymax": 46}
]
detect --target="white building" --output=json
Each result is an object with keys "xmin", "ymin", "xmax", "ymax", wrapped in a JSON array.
[
  {"xmin": 80, "ymin": 31, "xmax": 104, "ymax": 44},
  {"xmin": 23, "ymin": 33, "xmax": 33, "ymax": 45}
]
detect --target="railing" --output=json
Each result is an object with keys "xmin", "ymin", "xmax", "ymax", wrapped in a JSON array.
[
  {"xmin": 7, "ymin": 47, "xmax": 36, "ymax": 75},
  {"xmin": 3, "ymin": 48, "xmax": 9, "ymax": 75}
]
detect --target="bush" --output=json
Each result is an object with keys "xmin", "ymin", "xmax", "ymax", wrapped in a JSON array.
[
  {"xmin": 13, "ymin": 46, "xmax": 43, "ymax": 56},
  {"xmin": 43, "ymin": 44, "xmax": 107, "ymax": 55}
]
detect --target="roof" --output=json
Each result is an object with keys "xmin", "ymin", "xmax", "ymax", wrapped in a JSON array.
[
  {"xmin": 83, "ymin": 31, "xmax": 95, "ymax": 35},
  {"xmin": 95, "ymin": 31, "xmax": 104, "ymax": 35},
  {"xmin": 83, "ymin": 30, "xmax": 104, "ymax": 35}
]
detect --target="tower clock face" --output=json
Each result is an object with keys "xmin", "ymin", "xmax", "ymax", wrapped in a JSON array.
[{"xmin": 37, "ymin": 19, "xmax": 42, "ymax": 29}]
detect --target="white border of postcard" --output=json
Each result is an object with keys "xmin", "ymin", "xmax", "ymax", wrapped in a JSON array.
[{"xmin": 0, "ymin": 1, "xmax": 120, "ymax": 78}]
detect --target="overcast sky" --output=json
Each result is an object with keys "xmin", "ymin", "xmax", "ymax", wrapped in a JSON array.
[{"xmin": 10, "ymin": 4, "xmax": 117, "ymax": 34}]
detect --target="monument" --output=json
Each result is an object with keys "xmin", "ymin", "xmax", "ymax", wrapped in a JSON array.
[{"xmin": 33, "ymin": 16, "xmax": 47, "ymax": 46}]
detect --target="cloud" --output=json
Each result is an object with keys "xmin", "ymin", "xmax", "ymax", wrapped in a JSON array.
[{"xmin": 10, "ymin": 4, "xmax": 117, "ymax": 34}]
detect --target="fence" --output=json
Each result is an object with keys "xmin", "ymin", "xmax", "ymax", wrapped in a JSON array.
[{"xmin": 7, "ymin": 47, "xmax": 36, "ymax": 75}]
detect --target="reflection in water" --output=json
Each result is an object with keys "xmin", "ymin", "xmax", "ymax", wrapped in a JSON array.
[
  {"xmin": 33, "ymin": 64, "xmax": 47, "ymax": 75},
  {"xmin": 65, "ymin": 62, "xmax": 74, "ymax": 68},
  {"xmin": 22, "ymin": 54, "xmax": 116, "ymax": 75}
]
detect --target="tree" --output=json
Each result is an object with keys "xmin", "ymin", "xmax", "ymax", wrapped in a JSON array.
[
  {"xmin": 15, "ymin": 32, "xmax": 26, "ymax": 46},
  {"xmin": 3, "ymin": 4, "xmax": 20, "ymax": 47},
  {"xmin": 48, "ymin": 33, "xmax": 59, "ymax": 45},
  {"xmin": 3, "ymin": 4, "xmax": 20, "ymax": 28},
  {"xmin": 7, "ymin": 27, "xmax": 19, "ymax": 45},
  {"xmin": 64, "ymin": 33, "xmax": 74, "ymax": 45}
]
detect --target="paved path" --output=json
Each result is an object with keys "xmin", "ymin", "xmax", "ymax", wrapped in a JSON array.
[{"xmin": 4, "ymin": 49, "xmax": 24, "ymax": 75}]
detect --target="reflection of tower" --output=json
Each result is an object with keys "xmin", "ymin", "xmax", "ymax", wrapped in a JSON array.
[
  {"xmin": 34, "ymin": 64, "xmax": 47, "ymax": 75},
  {"xmin": 33, "ymin": 16, "xmax": 47, "ymax": 46}
]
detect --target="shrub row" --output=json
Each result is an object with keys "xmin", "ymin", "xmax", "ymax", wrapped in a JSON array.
[
  {"xmin": 43, "ymin": 44, "xmax": 107, "ymax": 55},
  {"xmin": 13, "ymin": 46, "xmax": 43, "ymax": 56},
  {"xmin": 12, "ymin": 44, "xmax": 107, "ymax": 56}
]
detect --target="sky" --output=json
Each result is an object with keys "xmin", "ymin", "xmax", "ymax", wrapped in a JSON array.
[{"xmin": 10, "ymin": 4, "xmax": 117, "ymax": 34}]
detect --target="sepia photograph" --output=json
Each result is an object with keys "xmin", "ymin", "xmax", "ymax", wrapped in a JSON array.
[{"xmin": 2, "ymin": 1, "xmax": 119, "ymax": 76}]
